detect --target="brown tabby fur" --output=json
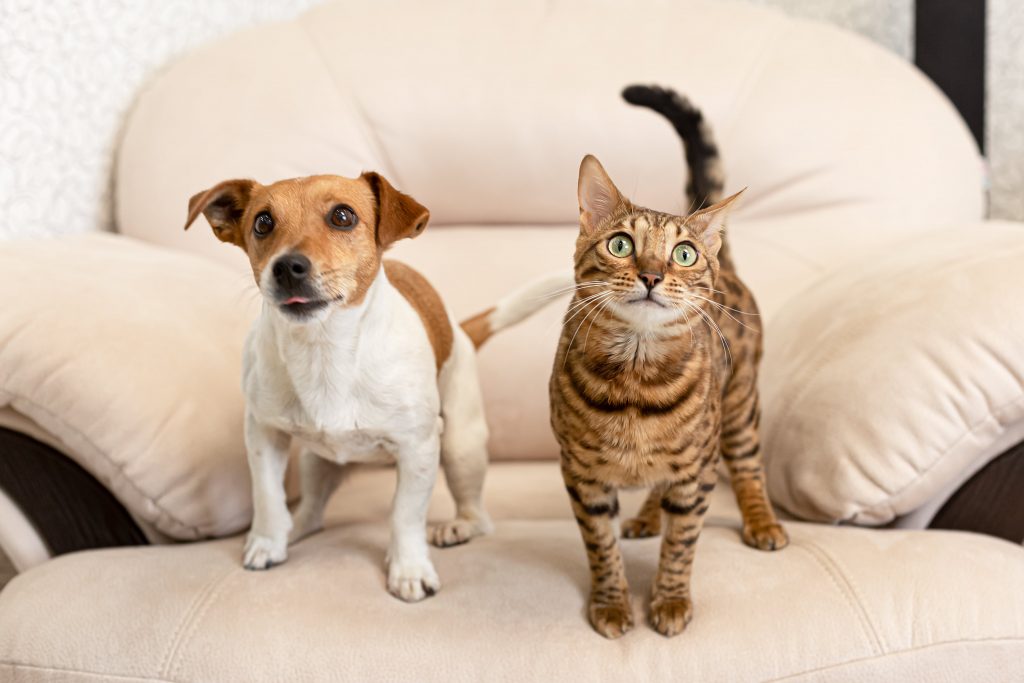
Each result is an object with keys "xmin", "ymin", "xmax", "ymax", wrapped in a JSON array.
[{"xmin": 549, "ymin": 154, "xmax": 787, "ymax": 639}]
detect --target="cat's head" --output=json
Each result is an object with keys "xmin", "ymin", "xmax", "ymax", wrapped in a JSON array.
[{"xmin": 574, "ymin": 154, "xmax": 742, "ymax": 329}]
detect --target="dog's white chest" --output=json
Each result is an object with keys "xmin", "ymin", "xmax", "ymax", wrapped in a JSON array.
[{"xmin": 243, "ymin": 282, "xmax": 441, "ymax": 463}]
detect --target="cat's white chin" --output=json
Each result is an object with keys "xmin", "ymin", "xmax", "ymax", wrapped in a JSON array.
[{"xmin": 611, "ymin": 298, "xmax": 680, "ymax": 331}]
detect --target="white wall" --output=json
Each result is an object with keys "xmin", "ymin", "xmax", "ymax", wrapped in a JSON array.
[{"xmin": 0, "ymin": 0, "xmax": 1016, "ymax": 240}]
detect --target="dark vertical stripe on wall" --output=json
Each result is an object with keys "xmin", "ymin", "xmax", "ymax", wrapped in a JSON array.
[{"xmin": 914, "ymin": 0, "xmax": 986, "ymax": 153}]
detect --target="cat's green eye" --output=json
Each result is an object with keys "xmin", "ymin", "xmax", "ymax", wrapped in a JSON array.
[
  {"xmin": 608, "ymin": 234, "xmax": 634, "ymax": 258},
  {"xmin": 672, "ymin": 242, "xmax": 699, "ymax": 267}
]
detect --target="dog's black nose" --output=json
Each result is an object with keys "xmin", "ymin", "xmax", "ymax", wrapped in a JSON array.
[
  {"xmin": 639, "ymin": 272, "xmax": 663, "ymax": 290},
  {"xmin": 272, "ymin": 253, "xmax": 311, "ymax": 287}
]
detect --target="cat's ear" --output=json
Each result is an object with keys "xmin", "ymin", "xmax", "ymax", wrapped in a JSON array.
[
  {"xmin": 688, "ymin": 189, "xmax": 745, "ymax": 255},
  {"xmin": 578, "ymin": 155, "xmax": 625, "ymax": 233}
]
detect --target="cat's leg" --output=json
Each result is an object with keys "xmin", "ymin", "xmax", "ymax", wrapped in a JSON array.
[
  {"xmin": 430, "ymin": 334, "xmax": 493, "ymax": 548},
  {"xmin": 289, "ymin": 450, "xmax": 347, "ymax": 544},
  {"xmin": 649, "ymin": 472, "xmax": 713, "ymax": 637},
  {"xmin": 562, "ymin": 459, "xmax": 633, "ymax": 639},
  {"xmin": 621, "ymin": 484, "xmax": 664, "ymax": 539},
  {"xmin": 721, "ymin": 372, "xmax": 788, "ymax": 551}
]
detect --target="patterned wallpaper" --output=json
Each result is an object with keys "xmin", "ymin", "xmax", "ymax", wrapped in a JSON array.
[
  {"xmin": 0, "ymin": 0, "xmax": 325, "ymax": 239},
  {"xmin": 0, "ymin": 0, "xmax": 1017, "ymax": 239}
]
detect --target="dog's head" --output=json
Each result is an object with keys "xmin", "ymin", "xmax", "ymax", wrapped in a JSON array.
[{"xmin": 185, "ymin": 173, "xmax": 429, "ymax": 322}]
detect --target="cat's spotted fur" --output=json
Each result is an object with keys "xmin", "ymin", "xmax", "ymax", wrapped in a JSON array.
[{"xmin": 549, "ymin": 86, "xmax": 787, "ymax": 639}]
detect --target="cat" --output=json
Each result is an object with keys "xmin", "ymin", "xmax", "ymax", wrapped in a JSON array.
[{"xmin": 549, "ymin": 85, "xmax": 788, "ymax": 639}]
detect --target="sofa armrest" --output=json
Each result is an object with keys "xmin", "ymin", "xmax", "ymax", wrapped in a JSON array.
[
  {"xmin": 930, "ymin": 439, "xmax": 1024, "ymax": 543},
  {"xmin": 0, "ymin": 427, "xmax": 147, "ymax": 571}
]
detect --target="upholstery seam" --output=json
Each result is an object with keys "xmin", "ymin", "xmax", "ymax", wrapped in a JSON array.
[
  {"xmin": 1, "ymin": 395, "xmax": 204, "ymax": 538},
  {"xmin": 763, "ymin": 636, "xmax": 1024, "ymax": 682},
  {"xmin": 792, "ymin": 538, "xmax": 885, "ymax": 656},
  {"xmin": 0, "ymin": 662, "xmax": 172, "ymax": 682},
  {"xmin": 3, "ymin": 637, "xmax": 1022, "ymax": 681},
  {"xmin": 157, "ymin": 567, "xmax": 236, "ymax": 680}
]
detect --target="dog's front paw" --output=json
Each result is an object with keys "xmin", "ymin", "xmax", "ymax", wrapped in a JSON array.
[
  {"xmin": 243, "ymin": 532, "xmax": 288, "ymax": 570},
  {"xmin": 387, "ymin": 557, "xmax": 441, "ymax": 602}
]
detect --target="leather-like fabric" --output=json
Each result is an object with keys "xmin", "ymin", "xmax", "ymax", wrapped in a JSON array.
[{"xmin": 1, "ymin": 463, "xmax": 1022, "ymax": 682}]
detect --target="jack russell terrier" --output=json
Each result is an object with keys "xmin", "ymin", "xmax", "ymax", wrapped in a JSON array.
[{"xmin": 185, "ymin": 172, "xmax": 563, "ymax": 601}]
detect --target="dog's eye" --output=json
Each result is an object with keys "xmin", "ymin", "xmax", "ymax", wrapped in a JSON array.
[
  {"xmin": 328, "ymin": 204, "xmax": 358, "ymax": 230},
  {"xmin": 253, "ymin": 211, "xmax": 274, "ymax": 237}
]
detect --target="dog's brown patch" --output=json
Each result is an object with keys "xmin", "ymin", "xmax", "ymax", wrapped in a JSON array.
[
  {"xmin": 384, "ymin": 260, "xmax": 453, "ymax": 371},
  {"xmin": 459, "ymin": 307, "xmax": 494, "ymax": 349}
]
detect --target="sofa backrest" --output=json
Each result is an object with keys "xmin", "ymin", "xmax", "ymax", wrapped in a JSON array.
[{"xmin": 117, "ymin": 0, "xmax": 982, "ymax": 272}]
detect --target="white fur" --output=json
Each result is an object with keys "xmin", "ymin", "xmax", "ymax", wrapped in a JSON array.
[
  {"xmin": 489, "ymin": 272, "xmax": 575, "ymax": 331},
  {"xmin": 241, "ymin": 268, "xmax": 492, "ymax": 603}
]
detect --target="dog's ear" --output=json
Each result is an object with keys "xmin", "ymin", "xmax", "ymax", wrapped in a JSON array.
[
  {"xmin": 184, "ymin": 179, "xmax": 256, "ymax": 247},
  {"xmin": 361, "ymin": 171, "xmax": 430, "ymax": 248}
]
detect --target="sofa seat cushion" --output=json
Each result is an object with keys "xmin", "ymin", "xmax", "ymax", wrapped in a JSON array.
[{"xmin": 2, "ymin": 463, "xmax": 1023, "ymax": 682}]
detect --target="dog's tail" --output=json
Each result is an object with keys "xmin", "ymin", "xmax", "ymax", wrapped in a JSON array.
[{"xmin": 460, "ymin": 273, "xmax": 575, "ymax": 349}]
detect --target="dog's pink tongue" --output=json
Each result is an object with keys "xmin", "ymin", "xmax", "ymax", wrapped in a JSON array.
[{"xmin": 284, "ymin": 296, "xmax": 309, "ymax": 305}]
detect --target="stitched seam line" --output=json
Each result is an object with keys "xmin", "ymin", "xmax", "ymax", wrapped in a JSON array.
[
  {"xmin": 3, "ymin": 394, "xmax": 204, "ymax": 538},
  {"xmin": 157, "ymin": 567, "xmax": 236, "ymax": 680},
  {"xmin": 793, "ymin": 539, "xmax": 884, "ymax": 656},
  {"xmin": 764, "ymin": 636, "xmax": 1024, "ymax": 682},
  {"xmin": 0, "ymin": 662, "xmax": 172, "ymax": 682},
  {"xmin": 3, "ymin": 637, "xmax": 1022, "ymax": 681}
]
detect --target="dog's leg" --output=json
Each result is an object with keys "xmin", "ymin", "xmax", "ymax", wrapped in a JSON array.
[
  {"xmin": 289, "ymin": 451, "xmax": 347, "ymax": 545},
  {"xmin": 243, "ymin": 414, "xmax": 292, "ymax": 570},
  {"xmin": 387, "ymin": 431, "xmax": 442, "ymax": 602},
  {"xmin": 431, "ymin": 334, "xmax": 493, "ymax": 548}
]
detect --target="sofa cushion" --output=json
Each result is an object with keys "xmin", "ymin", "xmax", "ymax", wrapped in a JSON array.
[
  {"xmin": 0, "ymin": 234, "xmax": 259, "ymax": 541},
  {"xmin": 117, "ymin": 0, "xmax": 982, "ymax": 274},
  {"xmin": 761, "ymin": 222, "xmax": 1024, "ymax": 527},
  {"xmin": 1, "ymin": 462, "xmax": 1022, "ymax": 682}
]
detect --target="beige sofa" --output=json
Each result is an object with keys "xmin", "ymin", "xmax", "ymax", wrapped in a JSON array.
[{"xmin": 2, "ymin": 1, "xmax": 1024, "ymax": 680}]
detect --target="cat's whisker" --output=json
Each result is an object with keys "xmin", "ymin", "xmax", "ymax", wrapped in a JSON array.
[
  {"xmin": 688, "ymin": 290, "xmax": 759, "ymax": 317},
  {"xmin": 686, "ymin": 294, "xmax": 761, "ymax": 333},
  {"xmin": 583, "ymin": 294, "xmax": 618, "ymax": 353},
  {"xmin": 563, "ymin": 293, "xmax": 615, "ymax": 365},
  {"xmin": 533, "ymin": 282, "xmax": 607, "ymax": 301},
  {"xmin": 558, "ymin": 291, "xmax": 615, "ymax": 334},
  {"xmin": 688, "ymin": 301, "xmax": 733, "ymax": 368}
]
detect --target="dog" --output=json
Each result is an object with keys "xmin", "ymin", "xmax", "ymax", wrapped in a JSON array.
[{"xmin": 185, "ymin": 172, "xmax": 564, "ymax": 601}]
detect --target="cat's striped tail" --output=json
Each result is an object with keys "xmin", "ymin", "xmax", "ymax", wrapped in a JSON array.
[
  {"xmin": 460, "ymin": 273, "xmax": 575, "ymax": 349},
  {"xmin": 621, "ymin": 85, "xmax": 725, "ymax": 211}
]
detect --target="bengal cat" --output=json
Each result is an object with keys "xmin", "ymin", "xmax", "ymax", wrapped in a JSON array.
[{"xmin": 549, "ymin": 86, "xmax": 788, "ymax": 639}]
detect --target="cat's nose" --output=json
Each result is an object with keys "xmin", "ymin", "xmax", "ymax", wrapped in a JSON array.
[{"xmin": 639, "ymin": 272, "xmax": 663, "ymax": 290}]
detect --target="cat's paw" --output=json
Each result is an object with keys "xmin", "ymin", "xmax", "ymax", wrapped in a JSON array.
[
  {"xmin": 588, "ymin": 600, "xmax": 635, "ymax": 639},
  {"xmin": 387, "ymin": 557, "xmax": 441, "ymax": 602},
  {"xmin": 429, "ymin": 518, "xmax": 485, "ymax": 548},
  {"xmin": 649, "ymin": 596, "xmax": 693, "ymax": 637},
  {"xmin": 621, "ymin": 516, "xmax": 661, "ymax": 539},
  {"xmin": 742, "ymin": 521, "xmax": 789, "ymax": 551},
  {"xmin": 242, "ymin": 532, "xmax": 288, "ymax": 570}
]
